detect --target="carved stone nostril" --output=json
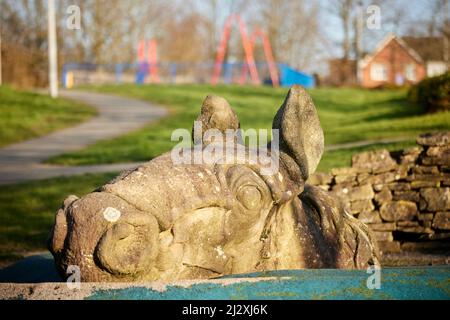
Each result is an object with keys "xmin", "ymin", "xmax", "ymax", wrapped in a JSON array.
[
  {"xmin": 96, "ymin": 220, "xmax": 158, "ymax": 276},
  {"xmin": 112, "ymin": 223, "xmax": 134, "ymax": 240}
]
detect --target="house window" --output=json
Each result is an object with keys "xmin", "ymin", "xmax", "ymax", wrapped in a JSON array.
[
  {"xmin": 427, "ymin": 62, "xmax": 446, "ymax": 77},
  {"xmin": 370, "ymin": 63, "xmax": 388, "ymax": 81},
  {"xmin": 405, "ymin": 64, "xmax": 416, "ymax": 81}
]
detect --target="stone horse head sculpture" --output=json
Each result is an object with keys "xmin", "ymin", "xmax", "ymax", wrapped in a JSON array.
[{"xmin": 48, "ymin": 85, "xmax": 379, "ymax": 282}]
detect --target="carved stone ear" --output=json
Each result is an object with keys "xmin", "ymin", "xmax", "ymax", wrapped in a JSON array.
[
  {"xmin": 272, "ymin": 85, "xmax": 324, "ymax": 183},
  {"xmin": 192, "ymin": 95, "xmax": 243, "ymax": 145}
]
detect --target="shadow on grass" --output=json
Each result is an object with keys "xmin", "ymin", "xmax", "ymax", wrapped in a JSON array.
[{"xmin": 0, "ymin": 172, "xmax": 117, "ymax": 263}]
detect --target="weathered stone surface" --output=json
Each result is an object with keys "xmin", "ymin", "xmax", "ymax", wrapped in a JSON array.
[
  {"xmin": 432, "ymin": 212, "xmax": 450, "ymax": 230},
  {"xmin": 426, "ymin": 146, "xmax": 450, "ymax": 157},
  {"xmin": 372, "ymin": 163, "xmax": 398, "ymax": 174},
  {"xmin": 335, "ymin": 174, "xmax": 356, "ymax": 184},
  {"xmin": 387, "ymin": 182, "xmax": 411, "ymax": 191},
  {"xmin": 377, "ymin": 241, "xmax": 401, "ymax": 253},
  {"xmin": 401, "ymin": 241, "xmax": 450, "ymax": 251},
  {"xmin": 351, "ymin": 149, "xmax": 397, "ymax": 173},
  {"xmin": 422, "ymin": 232, "xmax": 450, "ymax": 240},
  {"xmin": 331, "ymin": 183, "xmax": 373, "ymax": 201},
  {"xmin": 408, "ymin": 173, "xmax": 448, "ymax": 182},
  {"xmin": 307, "ymin": 172, "xmax": 333, "ymax": 186},
  {"xmin": 47, "ymin": 87, "xmax": 380, "ymax": 282},
  {"xmin": 421, "ymin": 156, "xmax": 450, "ymax": 166},
  {"xmin": 372, "ymin": 231, "xmax": 393, "ymax": 242},
  {"xmin": 410, "ymin": 180, "xmax": 440, "ymax": 189},
  {"xmin": 368, "ymin": 223, "xmax": 396, "ymax": 231},
  {"xmin": 420, "ymin": 188, "xmax": 450, "ymax": 211},
  {"xmin": 374, "ymin": 187, "xmax": 392, "ymax": 206},
  {"xmin": 394, "ymin": 165, "xmax": 410, "ymax": 180},
  {"xmin": 358, "ymin": 172, "xmax": 396, "ymax": 185},
  {"xmin": 396, "ymin": 226, "xmax": 434, "ymax": 234},
  {"xmin": 397, "ymin": 221, "xmax": 419, "ymax": 227},
  {"xmin": 380, "ymin": 201, "xmax": 418, "ymax": 221},
  {"xmin": 347, "ymin": 184, "xmax": 374, "ymax": 202},
  {"xmin": 417, "ymin": 132, "xmax": 450, "ymax": 146},
  {"xmin": 350, "ymin": 199, "xmax": 374, "ymax": 214},
  {"xmin": 418, "ymin": 213, "xmax": 434, "ymax": 221},
  {"xmin": 357, "ymin": 211, "xmax": 382, "ymax": 224},
  {"xmin": 310, "ymin": 132, "xmax": 450, "ymax": 254},
  {"xmin": 373, "ymin": 183, "xmax": 384, "ymax": 192},
  {"xmin": 356, "ymin": 173, "xmax": 371, "ymax": 184},
  {"xmin": 330, "ymin": 167, "xmax": 357, "ymax": 176},
  {"xmin": 403, "ymin": 147, "xmax": 422, "ymax": 155},
  {"xmin": 412, "ymin": 166, "xmax": 439, "ymax": 174},
  {"xmin": 421, "ymin": 220, "xmax": 432, "ymax": 228},
  {"xmin": 330, "ymin": 184, "xmax": 351, "ymax": 200},
  {"xmin": 400, "ymin": 147, "xmax": 422, "ymax": 164},
  {"xmin": 393, "ymin": 191, "xmax": 420, "ymax": 202}
]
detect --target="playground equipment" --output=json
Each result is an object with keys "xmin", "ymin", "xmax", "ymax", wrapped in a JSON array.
[
  {"xmin": 211, "ymin": 14, "xmax": 259, "ymax": 86},
  {"xmin": 211, "ymin": 15, "xmax": 281, "ymax": 87},
  {"xmin": 239, "ymin": 27, "xmax": 279, "ymax": 87},
  {"xmin": 136, "ymin": 39, "xmax": 160, "ymax": 84},
  {"xmin": 61, "ymin": 14, "xmax": 314, "ymax": 88}
]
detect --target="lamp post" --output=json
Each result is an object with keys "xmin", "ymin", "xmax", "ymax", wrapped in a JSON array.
[
  {"xmin": 47, "ymin": 0, "xmax": 58, "ymax": 98},
  {"xmin": 355, "ymin": 0, "xmax": 364, "ymax": 86}
]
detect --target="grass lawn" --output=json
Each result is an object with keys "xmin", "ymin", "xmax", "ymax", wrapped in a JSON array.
[
  {"xmin": 0, "ymin": 172, "xmax": 116, "ymax": 266},
  {"xmin": 47, "ymin": 84, "xmax": 450, "ymax": 167},
  {"xmin": 0, "ymin": 86, "xmax": 96, "ymax": 147}
]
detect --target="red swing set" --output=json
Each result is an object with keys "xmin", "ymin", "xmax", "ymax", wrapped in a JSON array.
[
  {"xmin": 136, "ymin": 15, "xmax": 278, "ymax": 86},
  {"xmin": 211, "ymin": 14, "xmax": 279, "ymax": 87}
]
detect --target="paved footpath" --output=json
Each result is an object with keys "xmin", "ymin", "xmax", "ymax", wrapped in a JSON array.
[{"xmin": 0, "ymin": 90, "xmax": 167, "ymax": 185}]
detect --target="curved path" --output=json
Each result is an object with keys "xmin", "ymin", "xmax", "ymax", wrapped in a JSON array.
[{"xmin": 0, "ymin": 90, "xmax": 167, "ymax": 185}]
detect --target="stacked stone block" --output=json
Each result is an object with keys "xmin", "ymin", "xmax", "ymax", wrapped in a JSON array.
[{"xmin": 308, "ymin": 132, "xmax": 450, "ymax": 254}]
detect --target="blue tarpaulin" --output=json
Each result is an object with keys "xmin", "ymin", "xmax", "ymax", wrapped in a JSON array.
[{"xmin": 279, "ymin": 63, "xmax": 315, "ymax": 88}]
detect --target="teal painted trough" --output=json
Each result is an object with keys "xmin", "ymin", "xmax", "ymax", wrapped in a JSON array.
[
  {"xmin": 0, "ymin": 254, "xmax": 449, "ymax": 300},
  {"xmin": 87, "ymin": 267, "xmax": 449, "ymax": 300}
]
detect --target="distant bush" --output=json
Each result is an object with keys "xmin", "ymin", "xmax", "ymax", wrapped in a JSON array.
[{"xmin": 408, "ymin": 72, "xmax": 450, "ymax": 112}]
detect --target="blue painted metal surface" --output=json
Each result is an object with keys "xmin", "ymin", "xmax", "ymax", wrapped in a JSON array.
[
  {"xmin": 87, "ymin": 267, "xmax": 449, "ymax": 300},
  {"xmin": 1, "ymin": 255, "xmax": 448, "ymax": 300},
  {"xmin": 279, "ymin": 63, "xmax": 315, "ymax": 88}
]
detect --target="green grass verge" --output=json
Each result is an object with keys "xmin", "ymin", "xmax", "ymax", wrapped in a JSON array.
[
  {"xmin": 0, "ymin": 86, "xmax": 96, "ymax": 147},
  {"xmin": 0, "ymin": 172, "xmax": 117, "ymax": 265},
  {"xmin": 47, "ymin": 84, "xmax": 450, "ymax": 166}
]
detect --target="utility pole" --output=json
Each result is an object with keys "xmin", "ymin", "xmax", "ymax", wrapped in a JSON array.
[
  {"xmin": 444, "ymin": 0, "xmax": 449, "ymax": 69},
  {"xmin": 47, "ymin": 0, "xmax": 58, "ymax": 98},
  {"xmin": 355, "ymin": 0, "xmax": 364, "ymax": 85}
]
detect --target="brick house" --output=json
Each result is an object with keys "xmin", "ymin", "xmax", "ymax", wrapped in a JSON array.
[{"xmin": 360, "ymin": 34, "xmax": 449, "ymax": 88}]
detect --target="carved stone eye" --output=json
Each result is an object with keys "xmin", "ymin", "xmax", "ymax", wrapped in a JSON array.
[{"xmin": 236, "ymin": 185, "xmax": 261, "ymax": 210}]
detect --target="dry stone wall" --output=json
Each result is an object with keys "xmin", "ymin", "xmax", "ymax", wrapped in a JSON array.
[{"xmin": 308, "ymin": 132, "xmax": 450, "ymax": 255}]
